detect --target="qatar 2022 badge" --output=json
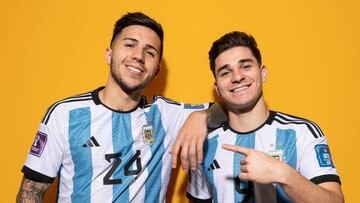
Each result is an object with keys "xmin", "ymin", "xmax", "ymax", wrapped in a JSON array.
[{"xmin": 142, "ymin": 124, "xmax": 155, "ymax": 145}]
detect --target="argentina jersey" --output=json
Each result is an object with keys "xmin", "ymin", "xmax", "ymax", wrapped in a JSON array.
[
  {"xmin": 187, "ymin": 110, "xmax": 340, "ymax": 203},
  {"xmin": 22, "ymin": 86, "xmax": 209, "ymax": 203}
]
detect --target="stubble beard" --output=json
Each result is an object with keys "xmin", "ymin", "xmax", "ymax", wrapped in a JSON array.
[
  {"xmin": 110, "ymin": 60, "xmax": 152, "ymax": 95},
  {"xmin": 223, "ymin": 89, "xmax": 264, "ymax": 114}
]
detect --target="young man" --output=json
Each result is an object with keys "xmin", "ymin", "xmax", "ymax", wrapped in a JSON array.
[
  {"xmin": 186, "ymin": 32, "xmax": 344, "ymax": 203},
  {"xmin": 16, "ymin": 12, "xmax": 213, "ymax": 203}
]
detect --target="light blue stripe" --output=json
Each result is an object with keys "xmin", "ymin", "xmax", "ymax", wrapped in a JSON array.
[
  {"xmin": 144, "ymin": 105, "xmax": 165, "ymax": 203},
  {"xmin": 112, "ymin": 113, "xmax": 133, "ymax": 203},
  {"xmin": 234, "ymin": 133, "xmax": 255, "ymax": 203},
  {"xmin": 203, "ymin": 135, "xmax": 219, "ymax": 203},
  {"xmin": 69, "ymin": 107, "xmax": 92, "ymax": 203},
  {"xmin": 275, "ymin": 128, "xmax": 297, "ymax": 203}
]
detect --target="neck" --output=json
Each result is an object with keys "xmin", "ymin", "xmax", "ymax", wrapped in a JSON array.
[
  {"xmin": 227, "ymin": 96, "xmax": 269, "ymax": 132},
  {"xmin": 99, "ymin": 81, "xmax": 143, "ymax": 112}
]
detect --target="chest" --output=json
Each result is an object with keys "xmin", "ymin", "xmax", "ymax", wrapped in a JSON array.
[{"xmin": 202, "ymin": 128, "xmax": 299, "ymax": 181}]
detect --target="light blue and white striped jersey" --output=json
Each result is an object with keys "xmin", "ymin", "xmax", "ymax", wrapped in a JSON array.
[
  {"xmin": 22, "ymin": 87, "xmax": 209, "ymax": 203},
  {"xmin": 188, "ymin": 110, "xmax": 340, "ymax": 203}
]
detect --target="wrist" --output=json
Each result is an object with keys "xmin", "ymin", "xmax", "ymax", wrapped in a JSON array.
[{"xmin": 276, "ymin": 162, "xmax": 296, "ymax": 186}]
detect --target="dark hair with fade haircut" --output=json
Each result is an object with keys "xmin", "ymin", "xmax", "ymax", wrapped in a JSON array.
[
  {"xmin": 208, "ymin": 31, "xmax": 262, "ymax": 76},
  {"xmin": 110, "ymin": 12, "xmax": 164, "ymax": 59}
]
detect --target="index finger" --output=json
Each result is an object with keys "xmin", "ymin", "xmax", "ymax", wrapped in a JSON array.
[{"xmin": 222, "ymin": 144, "xmax": 251, "ymax": 155}]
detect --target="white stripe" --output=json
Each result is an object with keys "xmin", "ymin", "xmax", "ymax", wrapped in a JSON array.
[
  {"xmin": 129, "ymin": 110, "xmax": 149, "ymax": 202},
  {"xmin": 57, "ymin": 112, "xmax": 74, "ymax": 202},
  {"xmin": 91, "ymin": 108, "xmax": 113, "ymax": 203}
]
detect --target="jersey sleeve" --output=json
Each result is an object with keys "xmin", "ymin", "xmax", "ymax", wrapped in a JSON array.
[
  {"xmin": 187, "ymin": 165, "xmax": 212, "ymax": 202},
  {"xmin": 298, "ymin": 122, "xmax": 341, "ymax": 185},
  {"xmin": 22, "ymin": 105, "xmax": 66, "ymax": 183},
  {"xmin": 153, "ymin": 96, "xmax": 210, "ymax": 138}
]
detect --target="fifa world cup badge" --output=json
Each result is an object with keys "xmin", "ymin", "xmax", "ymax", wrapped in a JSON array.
[{"xmin": 142, "ymin": 124, "xmax": 155, "ymax": 145}]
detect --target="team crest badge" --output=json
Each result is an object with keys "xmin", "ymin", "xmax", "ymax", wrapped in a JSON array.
[
  {"xmin": 268, "ymin": 150, "xmax": 284, "ymax": 162},
  {"xmin": 142, "ymin": 124, "xmax": 155, "ymax": 145}
]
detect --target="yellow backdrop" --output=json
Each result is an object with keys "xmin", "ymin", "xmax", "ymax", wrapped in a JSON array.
[{"xmin": 1, "ymin": 0, "xmax": 359, "ymax": 202}]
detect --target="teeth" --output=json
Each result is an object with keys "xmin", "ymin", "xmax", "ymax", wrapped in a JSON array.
[
  {"xmin": 127, "ymin": 66, "xmax": 142, "ymax": 73},
  {"xmin": 233, "ymin": 86, "xmax": 248, "ymax": 92}
]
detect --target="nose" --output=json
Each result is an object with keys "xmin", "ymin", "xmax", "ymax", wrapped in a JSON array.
[
  {"xmin": 131, "ymin": 46, "xmax": 145, "ymax": 64},
  {"xmin": 231, "ymin": 68, "xmax": 245, "ymax": 83}
]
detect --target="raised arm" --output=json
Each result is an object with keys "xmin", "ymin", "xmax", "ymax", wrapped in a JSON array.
[
  {"xmin": 16, "ymin": 176, "xmax": 51, "ymax": 203},
  {"xmin": 171, "ymin": 103, "xmax": 227, "ymax": 171}
]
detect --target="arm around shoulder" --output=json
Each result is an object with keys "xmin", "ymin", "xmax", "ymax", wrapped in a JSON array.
[{"xmin": 171, "ymin": 103, "xmax": 227, "ymax": 170}]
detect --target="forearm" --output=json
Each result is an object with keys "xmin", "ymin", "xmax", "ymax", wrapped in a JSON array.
[
  {"xmin": 279, "ymin": 166, "xmax": 343, "ymax": 203},
  {"xmin": 16, "ymin": 177, "xmax": 50, "ymax": 203}
]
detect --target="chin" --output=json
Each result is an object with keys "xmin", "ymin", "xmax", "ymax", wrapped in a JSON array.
[{"xmin": 225, "ymin": 97, "xmax": 255, "ymax": 109}]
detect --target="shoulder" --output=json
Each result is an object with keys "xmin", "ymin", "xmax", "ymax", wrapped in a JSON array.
[
  {"xmin": 271, "ymin": 111, "xmax": 325, "ymax": 139},
  {"xmin": 143, "ymin": 95, "xmax": 182, "ymax": 110},
  {"xmin": 150, "ymin": 95, "xmax": 181, "ymax": 106},
  {"xmin": 207, "ymin": 125, "xmax": 229, "ymax": 139},
  {"xmin": 41, "ymin": 91, "xmax": 94, "ymax": 125}
]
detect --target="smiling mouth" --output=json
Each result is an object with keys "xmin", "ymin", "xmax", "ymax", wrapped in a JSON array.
[
  {"xmin": 231, "ymin": 85, "xmax": 251, "ymax": 92},
  {"xmin": 126, "ymin": 65, "xmax": 144, "ymax": 74}
]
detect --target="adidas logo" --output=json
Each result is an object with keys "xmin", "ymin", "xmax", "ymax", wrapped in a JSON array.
[
  {"xmin": 82, "ymin": 136, "xmax": 100, "ymax": 147},
  {"xmin": 207, "ymin": 159, "xmax": 221, "ymax": 171}
]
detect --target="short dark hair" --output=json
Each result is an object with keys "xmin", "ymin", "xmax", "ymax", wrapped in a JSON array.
[
  {"xmin": 208, "ymin": 31, "xmax": 262, "ymax": 76},
  {"xmin": 111, "ymin": 12, "xmax": 164, "ymax": 59}
]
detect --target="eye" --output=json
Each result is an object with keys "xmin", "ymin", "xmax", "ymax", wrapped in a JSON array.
[
  {"xmin": 242, "ymin": 64, "xmax": 252, "ymax": 70},
  {"xmin": 124, "ymin": 43, "xmax": 134, "ymax": 48},
  {"xmin": 219, "ymin": 70, "xmax": 230, "ymax": 77},
  {"xmin": 146, "ymin": 51, "xmax": 155, "ymax": 57}
]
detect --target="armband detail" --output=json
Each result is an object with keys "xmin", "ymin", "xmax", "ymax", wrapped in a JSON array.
[
  {"xmin": 310, "ymin": 174, "xmax": 341, "ymax": 185},
  {"xmin": 22, "ymin": 166, "xmax": 55, "ymax": 183},
  {"xmin": 186, "ymin": 192, "xmax": 212, "ymax": 203}
]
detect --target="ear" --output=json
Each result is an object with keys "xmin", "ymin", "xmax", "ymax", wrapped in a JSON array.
[
  {"xmin": 261, "ymin": 65, "xmax": 267, "ymax": 82},
  {"xmin": 214, "ymin": 81, "xmax": 220, "ymax": 96},
  {"xmin": 105, "ymin": 48, "xmax": 112, "ymax": 65}
]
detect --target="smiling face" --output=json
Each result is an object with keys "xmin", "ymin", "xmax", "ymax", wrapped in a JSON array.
[
  {"xmin": 214, "ymin": 46, "xmax": 267, "ymax": 111},
  {"xmin": 105, "ymin": 25, "xmax": 161, "ymax": 94}
]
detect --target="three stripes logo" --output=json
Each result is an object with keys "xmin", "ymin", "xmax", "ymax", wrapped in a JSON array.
[
  {"xmin": 207, "ymin": 159, "xmax": 221, "ymax": 171},
  {"xmin": 82, "ymin": 136, "xmax": 100, "ymax": 147}
]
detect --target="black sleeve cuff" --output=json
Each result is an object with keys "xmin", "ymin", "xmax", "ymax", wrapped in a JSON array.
[
  {"xmin": 22, "ymin": 166, "xmax": 55, "ymax": 183},
  {"xmin": 310, "ymin": 174, "xmax": 341, "ymax": 185},
  {"xmin": 186, "ymin": 192, "xmax": 212, "ymax": 203}
]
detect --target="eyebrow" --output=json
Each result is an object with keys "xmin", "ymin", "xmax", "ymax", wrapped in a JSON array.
[
  {"xmin": 123, "ymin": 38, "xmax": 159, "ymax": 54},
  {"xmin": 238, "ymin": 58, "xmax": 255, "ymax": 64}
]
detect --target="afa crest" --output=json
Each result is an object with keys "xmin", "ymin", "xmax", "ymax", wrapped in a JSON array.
[{"xmin": 142, "ymin": 124, "xmax": 155, "ymax": 145}]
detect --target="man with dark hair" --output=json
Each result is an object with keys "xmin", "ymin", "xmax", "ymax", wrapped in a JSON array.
[
  {"xmin": 16, "ymin": 12, "xmax": 215, "ymax": 203},
  {"xmin": 185, "ymin": 31, "xmax": 344, "ymax": 202},
  {"xmin": 110, "ymin": 12, "xmax": 164, "ymax": 59}
]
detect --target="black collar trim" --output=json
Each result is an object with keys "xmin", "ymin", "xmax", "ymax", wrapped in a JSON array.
[
  {"xmin": 223, "ymin": 110, "xmax": 276, "ymax": 134},
  {"xmin": 91, "ymin": 86, "xmax": 148, "ymax": 113}
]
